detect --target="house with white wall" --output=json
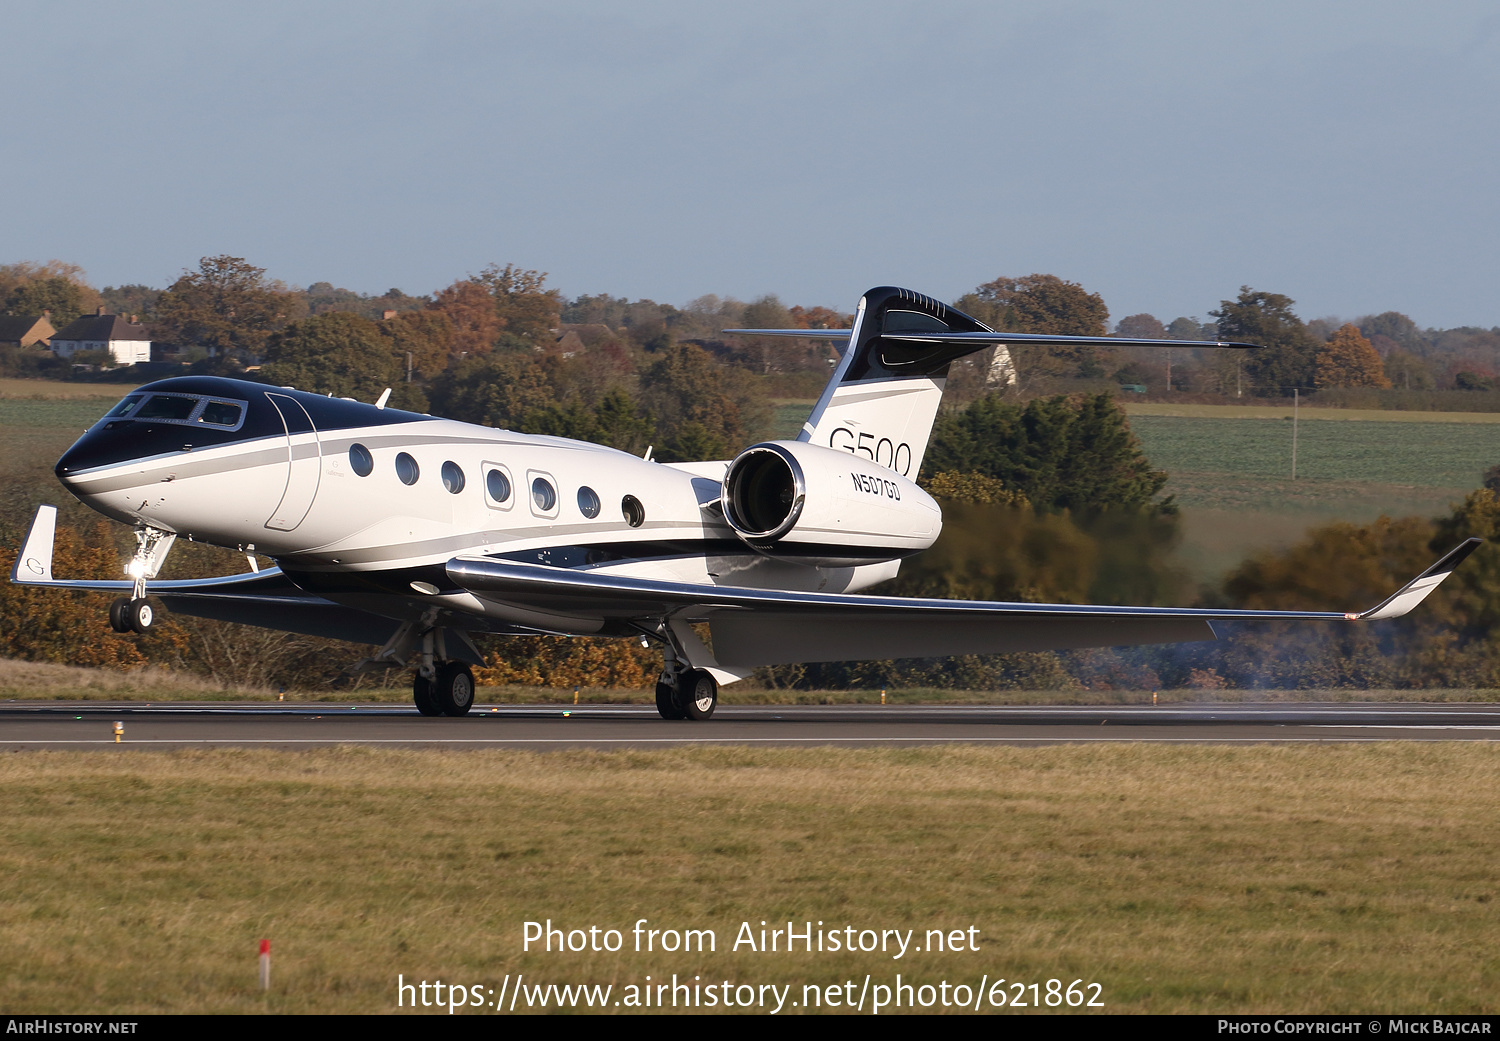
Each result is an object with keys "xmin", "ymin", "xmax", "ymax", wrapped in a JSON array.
[{"xmin": 50, "ymin": 309, "xmax": 151, "ymax": 366}]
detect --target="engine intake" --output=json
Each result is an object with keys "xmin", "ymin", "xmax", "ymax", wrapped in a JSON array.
[
  {"xmin": 722, "ymin": 444, "xmax": 805, "ymax": 541},
  {"xmin": 721, "ymin": 441, "xmax": 941, "ymax": 567}
]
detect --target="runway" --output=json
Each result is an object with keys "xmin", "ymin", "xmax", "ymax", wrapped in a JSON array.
[{"xmin": 3, "ymin": 701, "xmax": 1500, "ymax": 749}]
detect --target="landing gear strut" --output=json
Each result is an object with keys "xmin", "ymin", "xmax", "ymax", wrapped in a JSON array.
[
  {"xmin": 640, "ymin": 619, "xmax": 722, "ymax": 721},
  {"xmin": 107, "ymin": 526, "xmax": 175, "ymax": 634}
]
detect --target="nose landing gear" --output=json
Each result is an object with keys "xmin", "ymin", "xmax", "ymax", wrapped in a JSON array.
[
  {"xmin": 107, "ymin": 526, "xmax": 176, "ymax": 634},
  {"xmin": 108, "ymin": 596, "xmax": 155, "ymax": 634}
]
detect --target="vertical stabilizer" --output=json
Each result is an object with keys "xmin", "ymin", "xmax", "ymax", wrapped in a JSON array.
[{"xmin": 799, "ymin": 287, "xmax": 1006, "ymax": 478}]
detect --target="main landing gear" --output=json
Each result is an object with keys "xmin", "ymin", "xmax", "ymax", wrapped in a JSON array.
[
  {"xmin": 654, "ymin": 667, "xmax": 719, "ymax": 722},
  {"xmin": 107, "ymin": 525, "xmax": 176, "ymax": 634},
  {"xmin": 641, "ymin": 619, "xmax": 721, "ymax": 721},
  {"xmin": 414, "ymin": 661, "xmax": 475, "ymax": 717},
  {"xmin": 352, "ymin": 616, "xmax": 480, "ymax": 717}
]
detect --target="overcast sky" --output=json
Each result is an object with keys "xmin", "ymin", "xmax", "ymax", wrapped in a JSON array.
[{"xmin": 5, "ymin": 1, "xmax": 1498, "ymax": 328}]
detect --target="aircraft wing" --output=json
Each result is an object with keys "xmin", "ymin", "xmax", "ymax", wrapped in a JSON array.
[{"xmin": 446, "ymin": 538, "xmax": 1481, "ymax": 668}]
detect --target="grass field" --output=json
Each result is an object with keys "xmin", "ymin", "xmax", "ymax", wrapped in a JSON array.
[
  {"xmin": 1, "ymin": 744, "xmax": 1496, "ymax": 1014},
  {"xmin": 1123, "ymin": 402, "xmax": 1500, "ymax": 424},
  {"xmin": 1120, "ymin": 407, "xmax": 1500, "ymax": 579},
  {"xmin": 0, "ymin": 378, "xmax": 140, "ymax": 400}
]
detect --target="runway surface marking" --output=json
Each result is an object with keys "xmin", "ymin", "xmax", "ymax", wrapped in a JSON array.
[{"xmin": 4, "ymin": 701, "xmax": 1500, "ymax": 748}]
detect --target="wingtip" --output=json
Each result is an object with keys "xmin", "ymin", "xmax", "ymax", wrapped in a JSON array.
[
  {"xmin": 1356, "ymin": 538, "xmax": 1484, "ymax": 621},
  {"xmin": 11, "ymin": 504, "xmax": 58, "ymax": 585}
]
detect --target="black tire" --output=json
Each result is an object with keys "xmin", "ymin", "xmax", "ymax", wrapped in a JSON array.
[
  {"xmin": 434, "ymin": 661, "xmax": 475, "ymax": 716},
  {"xmin": 413, "ymin": 673, "xmax": 442, "ymax": 716},
  {"xmin": 109, "ymin": 597, "xmax": 131, "ymax": 633},
  {"xmin": 681, "ymin": 669, "xmax": 718, "ymax": 721},
  {"xmin": 127, "ymin": 598, "xmax": 154, "ymax": 634},
  {"xmin": 655, "ymin": 672, "xmax": 685, "ymax": 720}
]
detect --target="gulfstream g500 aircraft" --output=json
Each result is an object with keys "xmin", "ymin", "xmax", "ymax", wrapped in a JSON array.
[{"xmin": 10, "ymin": 286, "xmax": 1480, "ymax": 719}]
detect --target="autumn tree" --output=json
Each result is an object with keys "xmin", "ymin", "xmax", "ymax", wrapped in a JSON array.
[
  {"xmin": 1167, "ymin": 317, "xmax": 1209, "ymax": 340},
  {"xmin": 0, "ymin": 261, "xmax": 102, "ymax": 324},
  {"xmin": 639, "ymin": 343, "xmax": 769, "ymax": 461},
  {"xmin": 957, "ymin": 274, "xmax": 1110, "ymax": 378},
  {"xmin": 1382, "ymin": 348, "xmax": 1435, "ymax": 390},
  {"xmin": 100, "ymin": 284, "xmax": 161, "ymax": 320},
  {"xmin": 1359, "ymin": 311, "xmax": 1427, "ymax": 352},
  {"xmin": 1210, "ymin": 287, "xmax": 1318, "ymax": 396},
  {"xmin": 429, "ymin": 263, "xmax": 562, "ymax": 360},
  {"xmin": 1315, "ymin": 324, "xmax": 1391, "ymax": 388},
  {"xmin": 427, "ymin": 347, "xmax": 652, "ymax": 454},
  {"xmin": 259, "ymin": 312, "xmax": 427, "ymax": 410},
  {"xmin": 1115, "ymin": 314, "xmax": 1166, "ymax": 339},
  {"xmin": 788, "ymin": 305, "xmax": 851, "ymax": 330},
  {"xmin": 5, "ymin": 277, "xmax": 84, "ymax": 324},
  {"xmin": 475, "ymin": 263, "xmax": 563, "ymax": 343},
  {"xmin": 153, "ymin": 256, "xmax": 302, "ymax": 360},
  {"xmin": 378, "ymin": 310, "xmax": 453, "ymax": 382}
]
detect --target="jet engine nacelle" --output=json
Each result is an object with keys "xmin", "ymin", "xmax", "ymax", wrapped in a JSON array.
[{"xmin": 720, "ymin": 441, "xmax": 942, "ymax": 567}]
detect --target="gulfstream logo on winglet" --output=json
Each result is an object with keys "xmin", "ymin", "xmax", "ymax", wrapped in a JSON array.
[{"xmin": 851, "ymin": 472, "xmax": 901, "ymax": 500}]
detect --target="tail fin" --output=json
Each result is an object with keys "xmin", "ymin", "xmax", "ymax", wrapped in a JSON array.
[
  {"xmin": 797, "ymin": 287, "xmax": 1000, "ymax": 478},
  {"xmin": 724, "ymin": 285, "xmax": 1261, "ymax": 478}
]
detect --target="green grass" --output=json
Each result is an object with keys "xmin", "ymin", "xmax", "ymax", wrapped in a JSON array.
[
  {"xmin": 769, "ymin": 400, "xmax": 815, "ymax": 440},
  {"xmin": 0, "ymin": 396, "xmax": 120, "ymax": 429},
  {"xmin": 0, "ymin": 378, "xmax": 140, "ymax": 400},
  {"xmin": 1124, "ymin": 413, "xmax": 1499, "ymax": 579},
  {"xmin": 1128, "ymin": 415, "xmax": 1500, "ymax": 492},
  {"xmin": 2, "ymin": 745, "xmax": 1497, "ymax": 1014},
  {"xmin": 1123, "ymin": 402, "xmax": 1500, "ymax": 424}
]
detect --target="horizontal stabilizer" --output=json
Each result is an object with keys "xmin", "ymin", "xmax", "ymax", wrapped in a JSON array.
[
  {"xmin": 723, "ymin": 328, "xmax": 1258, "ymax": 351},
  {"xmin": 722, "ymin": 328, "xmax": 852, "ymax": 340}
]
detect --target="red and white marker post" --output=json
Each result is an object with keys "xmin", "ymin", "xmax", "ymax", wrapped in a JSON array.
[{"xmin": 259, "ymin": 939, "xmax": 270, "ymax": 990}]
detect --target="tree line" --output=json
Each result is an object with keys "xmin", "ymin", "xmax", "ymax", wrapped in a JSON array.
[
  {"xmin": 5, "ymin": 254, "xmax": 1500, "ymax": 691},
  {"xmin": 8, "ymin": 255, "xmax": 1500, "ymax": 401}
]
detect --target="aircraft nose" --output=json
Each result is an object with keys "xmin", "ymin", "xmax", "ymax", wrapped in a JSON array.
[
  {"xmin": 54, "ymin": 440, "xmax": 89, "ymax": 485},
  {"xmin": 54, "ymin": 422, "xmax": 145, "ymax": 484}
]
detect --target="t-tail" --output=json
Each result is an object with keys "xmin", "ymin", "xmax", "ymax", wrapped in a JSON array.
[{"xmin": 725, "ymin": 286, "xmax": 1260, "ymax": 478}]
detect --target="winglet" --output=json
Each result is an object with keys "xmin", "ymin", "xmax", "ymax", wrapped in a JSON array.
[
  {"xmin": 10, "ymin": 505, "xmax": 57, "ymax": 585},
  {"xmin": 1351, "ymin": 538, "xmax": 1483, "ymax": 621}
]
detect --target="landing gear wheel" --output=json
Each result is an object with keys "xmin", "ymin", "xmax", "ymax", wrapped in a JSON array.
[
  {"xmin": 681, "ymin": 669, "xmax": 718, "ymax": 721},
  {"xmin": 126, "ymin": 598, "xmax": 153, "ymax": 634},
  {"xmin": 655, "ymin": 671, "xmax": 685, "ymax": 720},
  {"xmin": 109, "ymin": 597, "xmax": 131, "ymax": 633},
  {"xmin": 413, "ymin": 673, "xmax": 442, "ymax": 716},
  {"xmin": 434, "ymin": 662, "xmax": 475, "ymax": 717}
]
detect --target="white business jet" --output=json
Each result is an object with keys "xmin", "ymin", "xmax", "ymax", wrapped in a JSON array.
[{"xmin": 9, "ymin": 287, "xmax": 1479, "ymax": 719}]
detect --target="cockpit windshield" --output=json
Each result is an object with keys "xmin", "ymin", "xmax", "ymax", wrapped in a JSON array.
[{"xmin": 100, "ymin": 392, "xmax": 248, "ymax": 431}]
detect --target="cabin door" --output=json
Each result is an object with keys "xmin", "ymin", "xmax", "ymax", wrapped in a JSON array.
[{"xmin": 264, "ymin": 394, "xmax": 322, "ymax": 532}]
